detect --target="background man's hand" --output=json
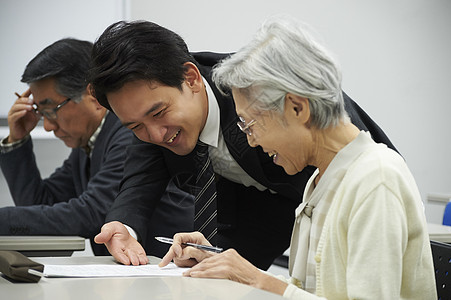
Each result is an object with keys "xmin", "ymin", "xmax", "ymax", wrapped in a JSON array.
[{"xmin": 7, "ymin": 89, "xmax": 40, "ymax": 143}]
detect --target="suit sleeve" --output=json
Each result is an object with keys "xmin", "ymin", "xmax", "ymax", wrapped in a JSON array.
[
  {"xmin": 0, "ymin": 126, "xmax": 131, "ymax": 237},
  {"xmin": 105, "ymin": 135, "xmax": 172, "ymax": 245},
  {"xmin": 0, "ymin": 138, "xmax": 77, "ymax": 206}
]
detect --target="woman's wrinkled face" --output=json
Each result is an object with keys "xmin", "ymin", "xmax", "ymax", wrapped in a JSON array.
[{"xmin": 232, "ymin": 89, "xmax": 312, "ymax": 175}]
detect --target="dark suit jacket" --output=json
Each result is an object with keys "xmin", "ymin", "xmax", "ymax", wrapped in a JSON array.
[
  {"xmin": 106, "ymin": 52, "xmax": 397, "ymax": 269},
  {"xmin": 0, "ymin": 113, "xmax": 194, "ymax": 257}
]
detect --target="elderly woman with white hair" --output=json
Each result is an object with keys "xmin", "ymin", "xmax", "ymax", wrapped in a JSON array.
[{"xmin": 159, "ymin": 16, "xmax": 437, "ymax": 299}]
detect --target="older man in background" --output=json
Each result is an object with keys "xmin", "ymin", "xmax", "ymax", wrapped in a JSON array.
[{"xmin": 0, "ymin": 38, "xmax": 193, "ymax": 256}]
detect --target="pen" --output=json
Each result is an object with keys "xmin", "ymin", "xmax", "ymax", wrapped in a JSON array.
[
  {"xmin": 14, "ymin": 92, "xmax": 21, "ymax": 98},
  {"xmin": 155, "ymin": 236, "xmax": 223, "ymax": 253}
]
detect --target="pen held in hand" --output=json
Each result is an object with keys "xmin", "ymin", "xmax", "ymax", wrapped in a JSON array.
[
  {"xmin": 155, "ymin": 237, "xmax": 223, "ymax": 253},
  {"xmin": 14, "ymin": 92, "xmax": 22, "ymax": 98}
]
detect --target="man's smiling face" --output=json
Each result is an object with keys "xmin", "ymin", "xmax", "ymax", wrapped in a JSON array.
[{"xmin": 107, "ymin": 78, "xmax": 208, "ymax": 156}]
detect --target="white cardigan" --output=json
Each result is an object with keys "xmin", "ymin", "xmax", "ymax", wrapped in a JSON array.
[{"xmin": 282, "ymin": 132, "xmax": 436, "ymax": 299}]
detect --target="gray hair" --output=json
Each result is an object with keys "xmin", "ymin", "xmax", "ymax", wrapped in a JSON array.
[
  {"xmin": 212, "ymin": 16, "xmax": 349, "ymax": 129},
  {"xmin": 21, "ymin": 38, "xmax": 93, "ymax": 103}
]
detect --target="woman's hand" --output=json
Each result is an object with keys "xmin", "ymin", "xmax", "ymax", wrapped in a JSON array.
[
  {"xmin": 159, "ymin": 232, "xmax": 216, "ymax": 268},
  {"xmin": 160, "ymin": 232, "xmax": 288, "ymax": 295},
  {"xmin": 183, "ymin": 248, "xmax": 288, "ymax": 295},
  {"xmin": 183, "ymin": 248, "xmax": 260, "ymax": 284}
]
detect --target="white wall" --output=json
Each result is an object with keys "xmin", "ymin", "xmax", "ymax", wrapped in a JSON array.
[
  {"xmin": 129, "ymin": 0, "xmax": 451, "ymax": 223},
  {"xmin": 0, "ymin": 0, "xmax": 125, "ymax": 206},
  {"xmin": 0, "ymin": 0, "xmax": 125, "ymax": 117},
  {"xmin": 0, "ymin": 0, "xmax": 450, "ymax": 223}
]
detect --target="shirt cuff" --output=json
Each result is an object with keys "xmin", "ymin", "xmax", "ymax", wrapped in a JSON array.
[
  {"xmin": 123, "ymin": 224, "xmax": 139, "ymax": 241},
  {"xmin": 0, "ymin": 135, "xmax": 30, "ymax": 154}
]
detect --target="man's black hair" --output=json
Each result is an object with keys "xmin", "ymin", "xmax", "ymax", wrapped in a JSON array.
[
  {"xmin": 89, "ymin": 20, "xmax": 197, "ymax": 110},
  {"xmin": 22, "ymin": 38, "xmax": 93, "ymax": 100}
]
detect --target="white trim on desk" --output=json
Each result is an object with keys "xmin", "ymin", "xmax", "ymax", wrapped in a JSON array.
[
  {"xmin": 427, "ymin": 193, "xmax": 451, "ymax": 204},
  {"xmin": 428, "ymin": 223, "xmax": 451, "ymax": 243},
  {"xmin": 0, "ymin": 126, "xmax": 56, "ymax": 139}
]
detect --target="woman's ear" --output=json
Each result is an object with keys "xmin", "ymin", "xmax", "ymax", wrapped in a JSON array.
[
  {"xmin": 285, "ymin": 93, "xmax": 310, "ymax": 124},
  {"xmin": 183, "ymin": 62, "xmax": 203, "ymax": 93}
]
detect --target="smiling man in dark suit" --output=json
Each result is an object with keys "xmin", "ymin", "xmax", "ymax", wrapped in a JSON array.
[
  {"xmin": 90, "ymin": 21, "xmax": 397, "ymax": 268},
  {"xmin": 0, "ymin": 38, "xmax": 193, "ymax": 257}
]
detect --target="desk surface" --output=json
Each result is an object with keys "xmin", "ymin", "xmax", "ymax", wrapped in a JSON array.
[
  {"xmin": 428, "ymin": 223, "xmax": 451, "ymax": 243},
  {"xmin": 0, "ymin": 236, "xmax": 85, "ymax": 257},
  {"xmin": 0, "ymin": 256, "xmax": 284, "ymax": 300}
]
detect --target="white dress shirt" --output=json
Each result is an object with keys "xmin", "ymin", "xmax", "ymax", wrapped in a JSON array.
[
  {"xmin": 126, "ymin": 79, "xmax": 270, "ymax": 240},
  {"xmin": 200, "ymin": 78, "xmax": 268, "ymax": 191}
]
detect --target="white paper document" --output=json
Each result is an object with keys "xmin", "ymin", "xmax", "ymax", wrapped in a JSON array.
[{"xmin": 38, "ymin": 263, "xmax": 189, "ymax": 278}]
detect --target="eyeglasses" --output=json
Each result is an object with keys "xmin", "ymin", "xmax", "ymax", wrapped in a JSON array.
[
  {"xmin": 237, "ymin": 116, "xmax": 257, "ymax": 136},
  {"xmin": 34, "ymin": 97, "xmax": 72, "ymax": 120}
]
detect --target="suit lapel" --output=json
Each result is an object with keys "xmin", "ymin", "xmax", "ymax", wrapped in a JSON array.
[{"xmin": 90, "ymin": 113, "xmax": 115, "ymax": 176}]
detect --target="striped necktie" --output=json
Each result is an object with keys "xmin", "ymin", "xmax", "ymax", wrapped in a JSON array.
[{"xmin": 194, "ymin": 141, "xmax": 218, "ymax": 244}]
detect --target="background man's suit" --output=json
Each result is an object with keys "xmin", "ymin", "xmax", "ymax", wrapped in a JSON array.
[
  {"xmin": 0, "ymin": 113, "xmax": 194, "ymax": 256},
  {"xmin": 105, "ymin": 52, "xmax": 397, "ymax": 269}
]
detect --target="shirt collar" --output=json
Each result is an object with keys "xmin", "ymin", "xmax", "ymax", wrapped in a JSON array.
[
  {"xmin": 84, "ymin": 111, "xmax": 108, "ymax": 156},
  {"xmin": 198, "ymin": 78, "xmax": 220, "ymax": 148}
]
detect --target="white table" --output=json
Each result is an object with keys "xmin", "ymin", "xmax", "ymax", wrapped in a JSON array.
[
  {"xmin": 0, "ymin": 236, "xmax": 85, "ymax": 257},
  {"xmin": 428, "ymin": 223, "xmax": 451, "ymax": 243},
  {"xmin": 0, "ymin": 256, "xmax": 284, "ymax": 300}
]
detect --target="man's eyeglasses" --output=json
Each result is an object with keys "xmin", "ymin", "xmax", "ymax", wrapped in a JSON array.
[
  {"xmin": 34, "ymin": 97, "xmax": 72, "ymax": 120},
  {"xmin": 237, "ymin": 116, "xmax": 257, "ymax": 136}
]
